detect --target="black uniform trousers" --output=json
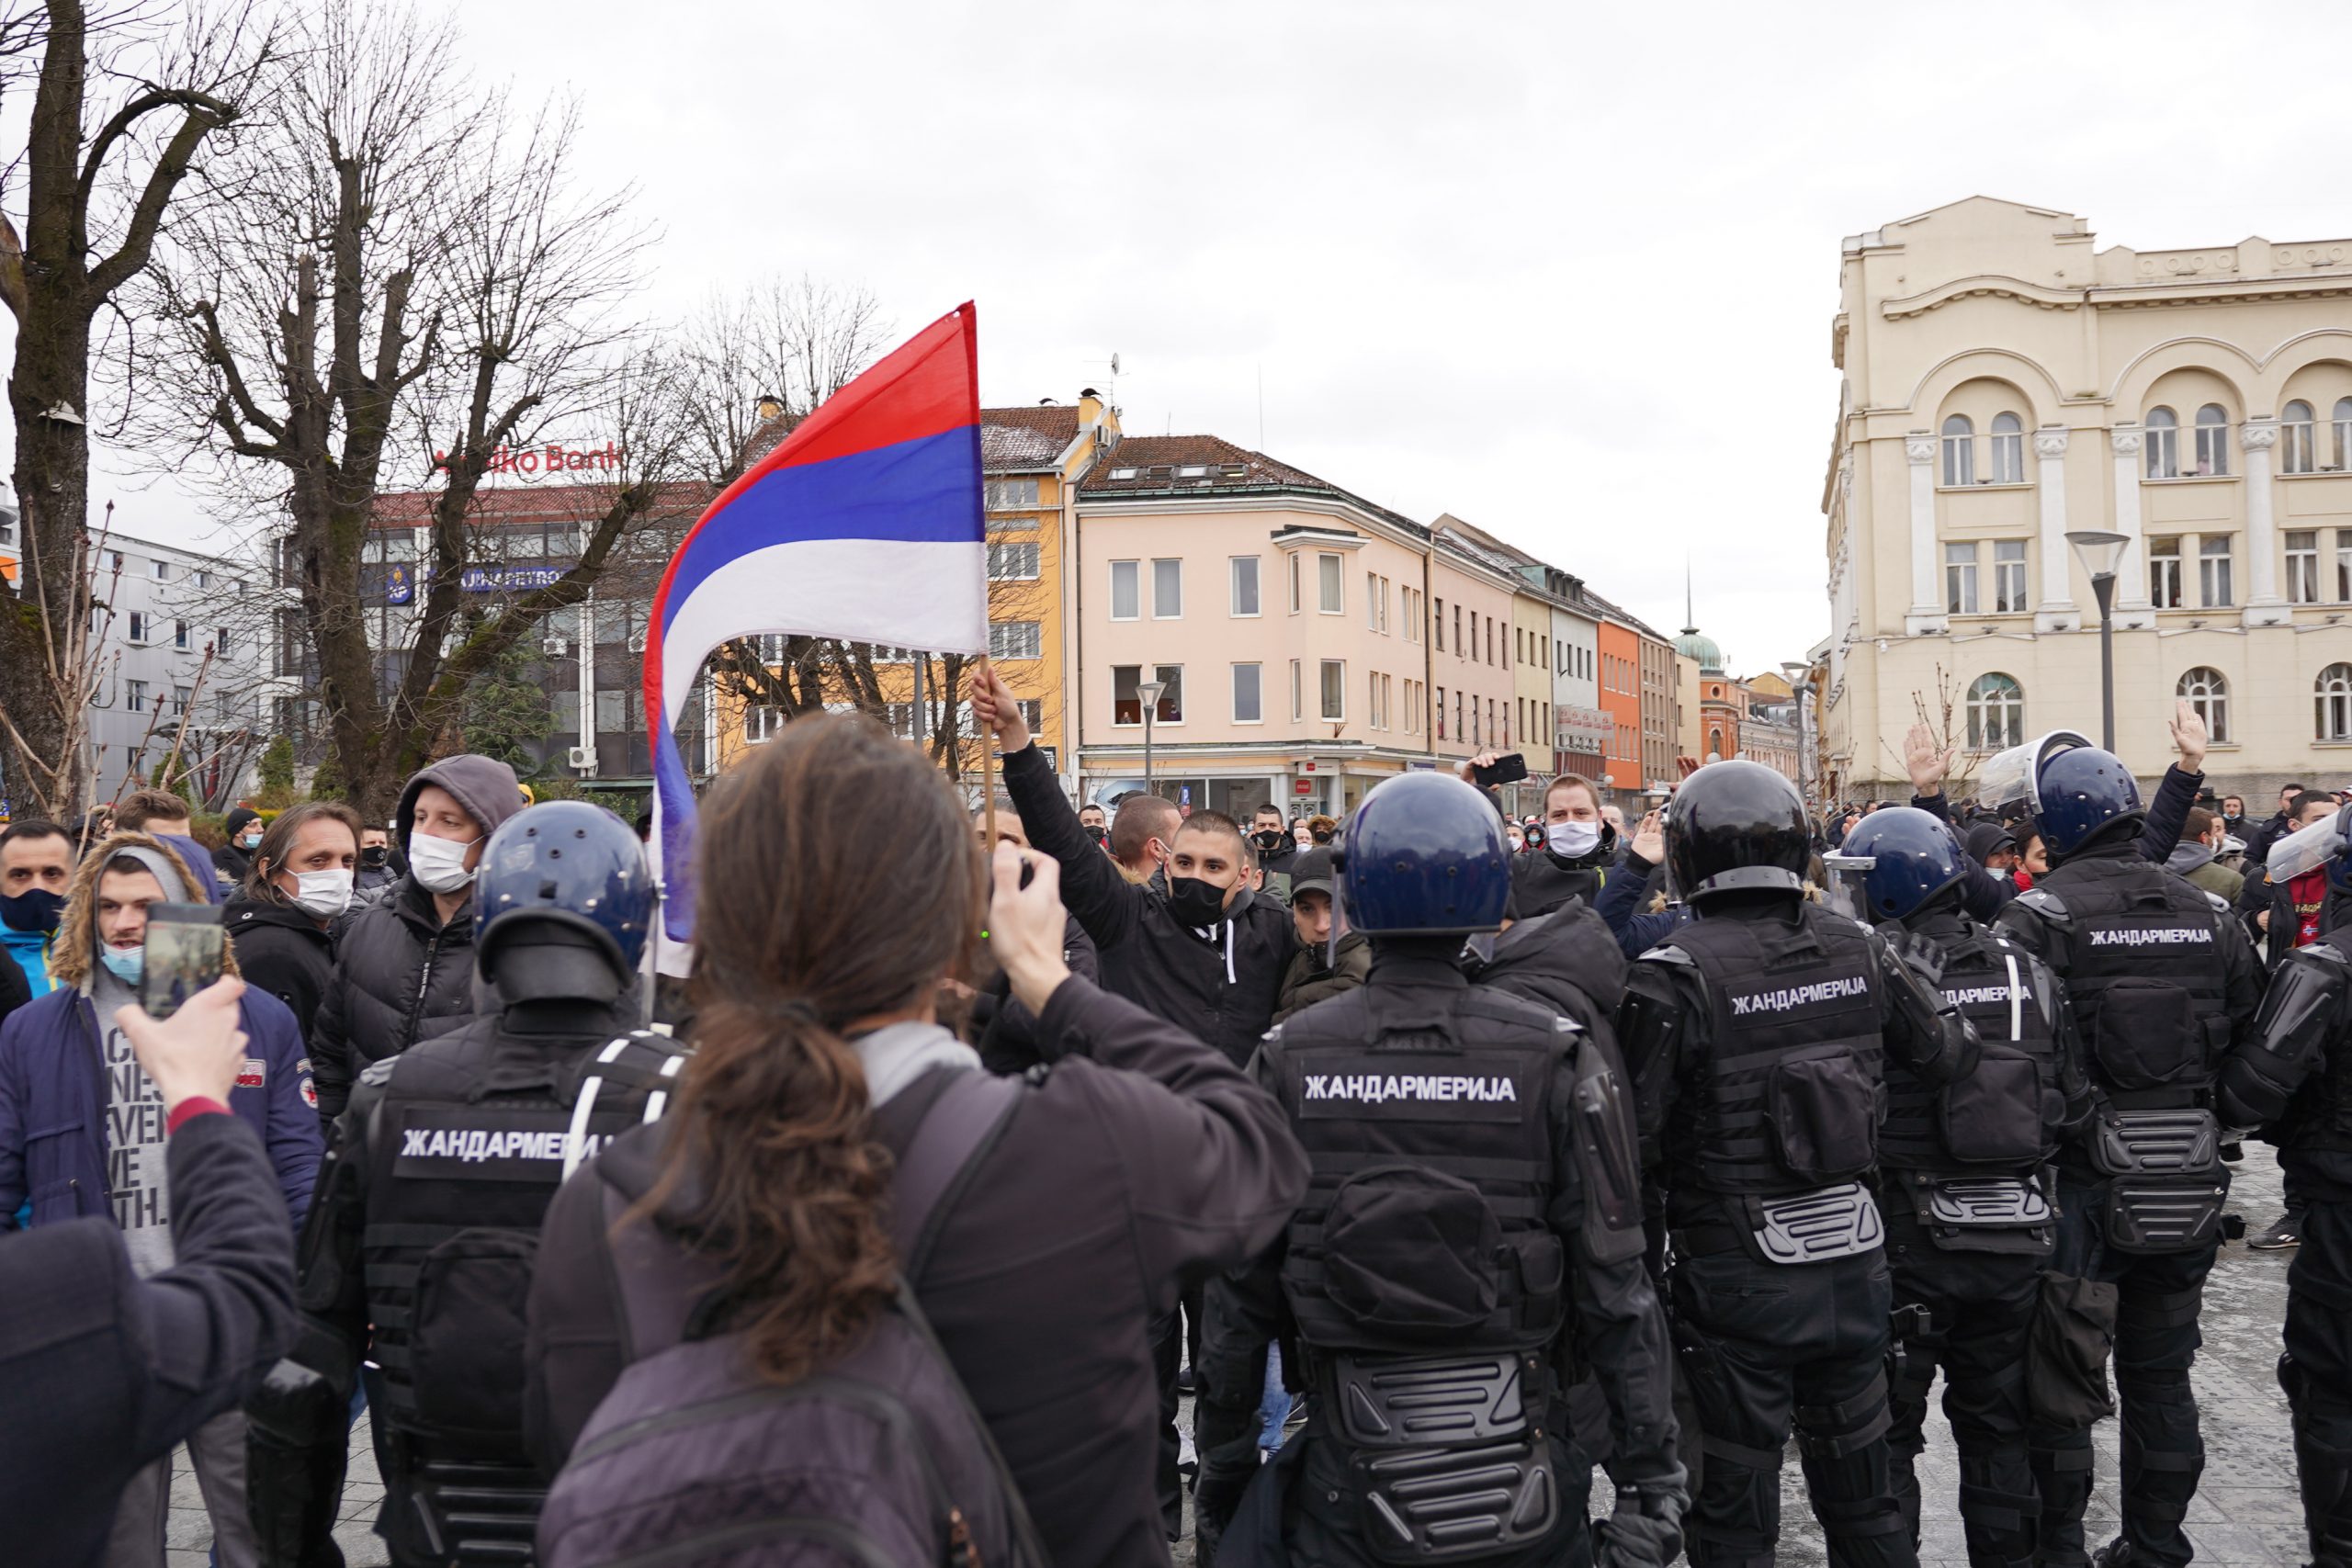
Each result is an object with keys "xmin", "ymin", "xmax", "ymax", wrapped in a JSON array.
[
  {"xmin": 1670, "ymin": 1242, "xmax": 1915, "ymax": 1568},
  {"xmin": 1883, "ymin": 1208, "xmax": 2041, "ymax": 1568},
  {"xmin": 2030, "ymin": 1176, "xmax": 2216, "ymax": 1568},
  {"xmin": 2282, "ymin": 1185, "xmax": 2352, "ymax": 1567}
]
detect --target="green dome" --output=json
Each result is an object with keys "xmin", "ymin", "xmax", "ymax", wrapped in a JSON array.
[{"xmin": 1675, "ymin": 626, "xmax": 1723, "ymax": 673}]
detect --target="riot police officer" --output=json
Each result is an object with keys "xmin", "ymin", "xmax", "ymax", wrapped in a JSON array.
[
  {"xmin": 1991, "ymin": 734, "xmax": 2265, "ymax": 1568},
  {"xmin": 248, "ymin": 802, "xmax": 686, "ymax": 1565},
  {"xmin": 1829, "ymin": 807, "xmax": 2092, "ymax": 1568},
  {"xmin": 1194, "ymin": 770, "xmax": 1686, "ymax": 1568},
  {"xmin": 1617, "ymin": 761, "xmax": 1979, "ymax": 1568},
  {"xmin": 2214, "ymin": 801, "xmax": 2352, "ymax": 1568}
]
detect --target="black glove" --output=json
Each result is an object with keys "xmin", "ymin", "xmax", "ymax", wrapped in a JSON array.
[
  {"xmin": 1594, "ymin": 1503, "xmax": 1682, "ymax": 1568},
  {"xmin": 1888, "ymin": 930, "xmax": 1947, "ymax": 987}
]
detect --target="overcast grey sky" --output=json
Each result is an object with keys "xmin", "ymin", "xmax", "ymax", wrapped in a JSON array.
[{"xmin": 56, "ymin": 0, "xmax": 2352, "ymax": 674}]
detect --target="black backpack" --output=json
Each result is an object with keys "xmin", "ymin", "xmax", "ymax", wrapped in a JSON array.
[{"xmin": 537, "ymin": 1068, "xmax": 1049, "ymax": 1567}]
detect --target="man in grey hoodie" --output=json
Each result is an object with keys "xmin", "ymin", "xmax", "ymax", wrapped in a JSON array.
[{"xmin": 2167, "ymin": 807, "xmax": 2246, "ymax": 905}]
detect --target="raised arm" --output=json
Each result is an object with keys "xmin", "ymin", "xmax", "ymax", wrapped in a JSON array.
[
  {"xmin": 2135, "ymin": 701, "xmax": 2207, "ymax": 864},
  {"xmin": 972, "ymin": 664, "xmax": 1144, "ymax": 953}
]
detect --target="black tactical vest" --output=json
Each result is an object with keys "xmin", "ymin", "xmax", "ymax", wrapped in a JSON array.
[
  {"xmin": 1661, "ymin": 906, "xmax": 1884, "ymax": 1197},
  {"xmin": 1267, "ymin": 984, "xmax": 1574, "ymax": 1358},
  {"xmin": 1879, "ymin": 924, "xmax": 2063, "ymax": 1178},
  {"xmin": 358, "ymin": 1028, "xmax": 685, "ymax": 1450},
  {"xmin": 2033, "ymin": 856, "xmax": 2231, "ymax": 1112}
]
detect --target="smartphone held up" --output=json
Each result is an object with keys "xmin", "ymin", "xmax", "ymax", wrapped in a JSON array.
[{"xmin": 139, "ymin": 904, "xmax": 226, "ymax": 1021}]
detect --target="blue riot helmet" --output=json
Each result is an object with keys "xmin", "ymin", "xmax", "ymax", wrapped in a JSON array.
[
  {"xmin": 2018, "ymin": 731, "xmax": 2143, "ymax": 860},
  {"xmin": 1665, "ymin": 760, "xmax": 1810, "ymax": 906},
  {"xmin": 1333, "ymin": 772, "xmax": 1511, "ymax": 937},
  {"xmin": 1827, "ymin": 807, "xmax": 1968, "ymax": 924},
  {"xmin": 472, "ymin": 800, "xmax": 653, "ymax": 1004}
]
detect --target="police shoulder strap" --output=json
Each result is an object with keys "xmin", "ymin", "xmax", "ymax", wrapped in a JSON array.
[{"xmin": 562, "ymin": 1032, "xmax": 692, "ymax": 1184}]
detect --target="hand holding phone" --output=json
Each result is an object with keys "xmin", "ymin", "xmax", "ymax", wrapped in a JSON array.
[
  {"xmin": 1472, "ymin": 752, "xmax": 1530, "ymax": 790},
  {"xmin": 139, "ymin": 903, "xmax": 226, "ymax": 1021}
]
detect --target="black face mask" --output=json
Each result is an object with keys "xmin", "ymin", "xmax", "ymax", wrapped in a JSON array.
[
  {"xmin": 1166, "ymin": 874, "xmax": 1229, "ymax": 927},
  {"xmin": 1082, "ymin": 825, "xmax": 1108, "ymax": 847},
  {"xmin": 360, "ymin": 846, "xmax": 390, "ymax": 870},
  {"xmin": 1252, "ymin": 828, "xmax": 1287, "ymax": 852},
  {"xmin": 0, "ymin": 887, "xmax": 65, "ymax": 935}
]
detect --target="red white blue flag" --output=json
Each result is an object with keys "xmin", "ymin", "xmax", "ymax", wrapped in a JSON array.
[{"xmin": 643, "ymin": 304, "xmax": 985, "ymax": 942}]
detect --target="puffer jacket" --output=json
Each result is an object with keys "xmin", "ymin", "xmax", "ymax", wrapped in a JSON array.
[
  {"xmin": 1509, "ymin": 827, "xmax": 1620, "ymax": 918},
  {"xmin": 1468, "ymin": 900, "xmax": 1628, "ymax": 1042},
  {"xmin": 1273, "ymin": 929, "xmax": 1371, "ymax": 1022},
  {"xmin": 308, "ymin": 874, "xmax": 477, "ymax": 1122},
  {"xmin": 224, "ymin": 895, "xmax": 337, "ymax": 1049}
]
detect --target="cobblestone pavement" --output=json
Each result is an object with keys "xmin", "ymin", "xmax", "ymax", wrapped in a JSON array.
[{"xmin": 177, "ymin": 1148, "xmax": 2304, "ymax": 1568}]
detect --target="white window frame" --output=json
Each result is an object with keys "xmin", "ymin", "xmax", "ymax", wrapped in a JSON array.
[
  {"xmin": 988, "ymin": 620, "xmax": 1041, "ymax": 660},
  {"xmin": 2149, "ymin": 536, "xmax": 2185, "ymax": 609},
  {"xmin": 2145, "ymin": 407, "xmax": 2180, "ymax": 479},
  {"xmin": 2338, "ymin": 529, "xmax": 2352, "ymax": 603},
  {"xmin": 2336, "ymin": 400, "xmax": 2352, "ymax": 472},
  {"xmin": 1964, "ymin": 672, "xmax": 2024, "ymax": 751},
  {"xmin": 2320, "ymin": 662, "xmax": 2352, "ymax": 741},
  {"xmin": 1940, "ymin": 414, "xmax": 1975, "ymax": 487},
  {"xmin": 1992, "ymin": 540, "xmax": 2027, "ymax": 613},
  {"xmin": 2284, "ymin": 402, "xmax": 2318, "ymax": 475},
  {"xmin": 1291, "ymin": 660, "xmax": 1303, "ymax": 722},
  {"xmin": 1109, "ymin": 559, "xmax": 1140, "ymax": 621},
  {"xmin": 2288, "ymin": 530, "xmax": 2320, "ymax": 604},
  {"xmin": 1232, "ymin": 661, "xmax": 1263, "ymax": 724},
  {"xmin": 2199, "ymin": 536, "xmax": 2234, "ymax": 608},
  {"xmin": 125, "ymin": 678, "xmax": 148, "ymax": 714},
  {"xmin": 1318, "ymin": 659, "xmax": 1346, "ymax": 721},
  {"xmin": 1229, "ymin": 555, "xmax": 1261, "ymax": 617},
  {"xmin": 1944, "ymin": 541, "xmax": 1979, "ymax": 615},
  {"xmin": 1317, "ymin": 553, "xmax": 1343, "ymax": 615},
  {"xmin": 1989, "ymin": 412, "xmax": 2025, "ymax": 484},
  {"xmin": 1288, "ymin": 553, "xmax": 1302, "ymax": 615},
  {"xmin": 1151, "ymin": 558, "xmax": 1182, "ymax": 619},
  {"xmin": 2193, "ymin": 405, "xmax": 2231, "ymax": 477},
  {"xmin": 2177, "ymin": 666, "xmax": 2231, "ymax": 745},
  {"xmin": 1367, "ymin": 571, "xmax": 1379, "ymax": 631},
  {"xmin": 174, "ymin": 620, "xmax": 190, "ymax": 650},
  {"xmin": 986, "ymin": 540, "xmax": 1040, "ymax": 581},
  {"xmin": 984, "ymin": 477, "xmax": 1041, "ymax": 511}
]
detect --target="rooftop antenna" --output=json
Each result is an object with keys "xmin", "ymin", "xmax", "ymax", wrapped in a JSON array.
[{"xmin": 1086, "ymin": 352, "xmax": 1121, "ymax": 412}]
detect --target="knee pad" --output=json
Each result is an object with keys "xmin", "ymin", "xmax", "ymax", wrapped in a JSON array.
[
  {"xmin": 1796, "ymin": 1370, "xmax": 1894, "ymax": 1461},
  {"xmin": 2113, "ymin": 1362, "xmax": 2192, "ymax": 1401}
]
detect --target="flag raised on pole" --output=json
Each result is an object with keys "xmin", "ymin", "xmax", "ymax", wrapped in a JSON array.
[{"xmin": 643, "ymin": 304, "xmax": 987, "ymax": 943}]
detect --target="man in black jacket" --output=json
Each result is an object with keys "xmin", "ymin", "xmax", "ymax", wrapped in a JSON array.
[
  {"xmin": 2245, "ymin": 783, "xmax": 2312, "ymax": 871},
  {"xmin": 1250, "ymin": 802, "xmax": 1300, "ymax": 888},
  {"xmin": 0, "ymin": 976, "xmax": 297, "ymax": 1567},
  {"xmin": 310, "ymin": 754, "xmax": 521, "ymax": 1122}
]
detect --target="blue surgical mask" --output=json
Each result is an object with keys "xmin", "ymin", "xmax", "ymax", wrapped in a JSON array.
[{"xmin": 99, "ymin": 943, "xmax": 144, "ymax": 985}]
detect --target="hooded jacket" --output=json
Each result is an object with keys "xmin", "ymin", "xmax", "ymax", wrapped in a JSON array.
[
  {"xmin": 1274, "ymin": 928, "xmax": 1371, "ymax": 1022},
  {"xmin": 0, "ymin": 833, "xmax": 322, "ymax": 1232},
  {"xmin": 2165, "ymin": 838, "xmax": 2245, "ymax": 905},
  {"xmin": 309, "ymin": 756, "xmax": 522, "ymax": 1121},
  {"xmin": 1001, "ymin": 744, "xmax": 1296, "ymax": 1066}
]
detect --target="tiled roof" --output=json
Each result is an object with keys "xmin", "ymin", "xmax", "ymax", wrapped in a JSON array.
[
  {"xmin": 1079, "ymin": 434, "xmax": 1335, "ymax": 495},
  {"xmin": 981, "ymin": 405, "xmax": 1086, "ymax": 472},
  {"xmin": 369, "ymin": 481, "xmax": 712, "ymax": 530}
]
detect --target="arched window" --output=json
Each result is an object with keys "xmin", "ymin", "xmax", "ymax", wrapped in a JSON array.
[
  {"xmin": 1990, "ymin": 412, "xmax": 2025, "ymax": 483},
  {"xmin": 1940, "ymin": 414, "xmax": 1975, "ymax": 486},
  {"xmin": 2321, "ymin": 662, "xmax": 2352, "ymax": 742},
  {"xmin": 1708, "ymin": 728, "xmax": 1724, "ymax": 761},
  {"xmin": 2144, "ymin": 406, "xmax": 2179, "ymax": 479},
  {"xmin": 2177, "ymin": 666, "xmax": 2230, "ymax": 745},
  {"xmin": 2284, "ymin": 401, "xmax": 2317, "ymax": 475},
  {"xmin": 2194, "ymin": 404, "xmax": 2231, "ymax": 476},
  {"xmin": 2336, "ymin": 399, "xmax": 2352, "ymax": 470},
  {"xmin": 1965, "ymin": 672, "xmax": 2025, "ymax": 750}
]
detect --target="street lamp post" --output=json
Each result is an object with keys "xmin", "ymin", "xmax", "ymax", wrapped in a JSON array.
[
  {"xmin": 1780, "ymin": 660, "xmax": 1814, "ymax": 814},
  {"xmin": 2066, "ymin": 530, "xmax": 2130, "ymax": 752},
  {"xmin": 1137, "ymin": 677, "xmax": 1167, "ymax": 796}
]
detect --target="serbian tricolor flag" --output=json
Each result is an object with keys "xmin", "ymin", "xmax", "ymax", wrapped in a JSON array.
[{"xmin": 644, "ymin": 303, "xmax": 985, "ymax": 944}]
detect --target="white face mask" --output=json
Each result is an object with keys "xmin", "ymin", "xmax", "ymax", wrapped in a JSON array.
[
  {"xmin": 1550, "ymin": 821, "xmax": 1601, "ymax": 857},
  {"xmin": 288, "ymin": 868, "xmax": 354, "ymax": 919},
  {"xmin": 408, "ymin": 830, "xmax": 479, "ymax": 893}
]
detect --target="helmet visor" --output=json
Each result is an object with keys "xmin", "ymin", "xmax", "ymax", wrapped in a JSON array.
[
  {"xmin": 1820, "ymin": 852, "xmax": 1876, "ymax": 925},
  {"xmin": 2267, "ymin": 804, "xmax": 2352, "ymax": 884}
]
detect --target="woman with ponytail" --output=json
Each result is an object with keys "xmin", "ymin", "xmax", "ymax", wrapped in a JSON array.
[{"xmin": 526, "ymin": 715, "xmax": 1308, "ymax": 1568}]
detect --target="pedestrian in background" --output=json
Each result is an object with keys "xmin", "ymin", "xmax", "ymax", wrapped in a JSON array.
[
  {"xmin": 310, "ymin": 755, "xmax": 521, "ymax": 1122},
  {"xmin": 224, "ymin": 803, "xmax": 361, "ymax": 1050}
]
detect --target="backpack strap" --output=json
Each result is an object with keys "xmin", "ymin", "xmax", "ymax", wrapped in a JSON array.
[
  {"xmin": 562, "ymin": 1032, "xmax": 691, "ymax": 1184},
  {"xmin": 885, "ymin": 1066, "xmax": 1024, "ymax": 1280}
]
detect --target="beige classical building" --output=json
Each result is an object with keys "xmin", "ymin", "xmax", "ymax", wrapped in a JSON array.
[{"xmin": 1822, "ymin": 197, "xmax": 2352, "ymax": 802}]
